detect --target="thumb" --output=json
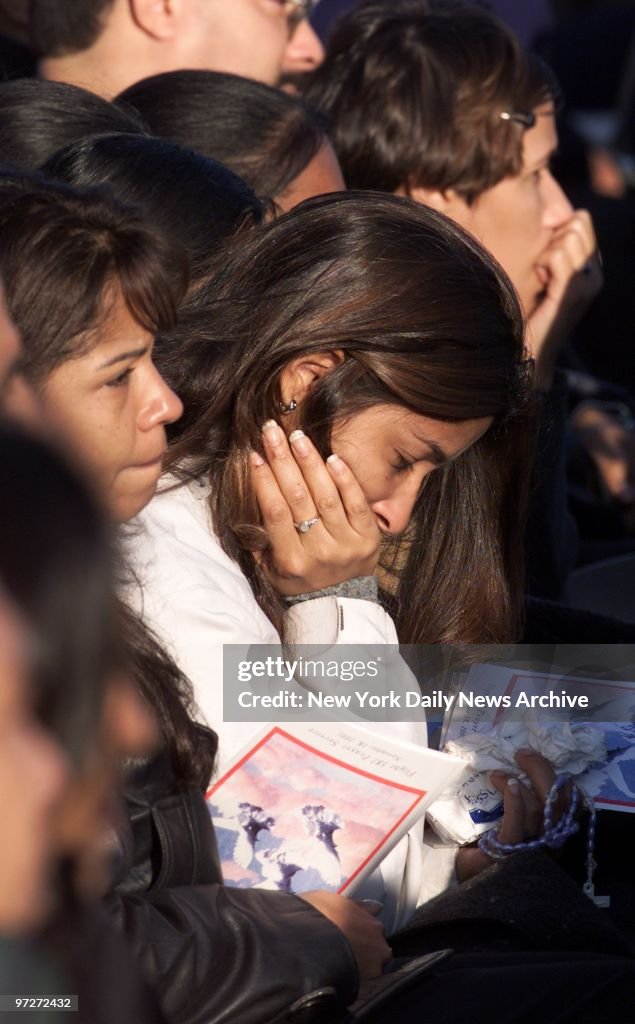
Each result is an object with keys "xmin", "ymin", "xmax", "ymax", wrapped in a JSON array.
[{"xmin": 497, "ymin": 777, "xmax": 526, "ymax": 845}]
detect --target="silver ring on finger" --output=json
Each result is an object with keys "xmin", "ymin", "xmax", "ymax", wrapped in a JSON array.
[{"xmin": 294, "ymin": 516, "xmax": 321, "ymax": 534}]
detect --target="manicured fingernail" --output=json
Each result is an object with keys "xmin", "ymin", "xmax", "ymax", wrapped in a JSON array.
[
  {"xmin": 326, "ymin": 453, "xmax": 344, "ymax": 470},
  {"xmin": 262, "ymin": 420, "xmax": 282, "ymax": 443},
  {"xmin": 507, "ymin": 778, "xmax": 520, "ymax": 791},
  {"xmin": 250, "ymin": 450, "xmax": 265, "ymax": 467},
  {"xmin": 289, "ymin": 430, "xmax": 310, "ymax": 456}
]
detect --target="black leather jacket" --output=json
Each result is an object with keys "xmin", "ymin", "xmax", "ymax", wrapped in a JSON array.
[{"xmin": 104, "ymin": 753, "xmax": 359, "ymax": 1024}]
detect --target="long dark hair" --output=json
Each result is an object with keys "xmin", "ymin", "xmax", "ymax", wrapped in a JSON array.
[
  {"xmin": 0, "ymin": 78, "xmax": 148, "ymax": 169},
  {"xmin": 118, "ymin": 70, "xmax": 330, "ymax": 202},
  {"xmin": 43, "ymin": 133, "xmax": 263, "ymax": 285},
  {"xmin": 157, "ymin": 192, "xmax": 535, "ymax": 645}
]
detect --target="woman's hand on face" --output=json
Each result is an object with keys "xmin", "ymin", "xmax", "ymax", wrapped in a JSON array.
[
  {"xmin": 300, "ymin": 890, "xmax": 392, "ymax": 981},
  {"xmin": 455, "ymin": 749, "xmax": 570, "ymax": 882},
  {"xmin": 250, "ymin": 422, "xmax": 381, "ymax": 597},
  {"xmin": 527, "ymin": 209, "xmax": 603, "ymax": 389}
]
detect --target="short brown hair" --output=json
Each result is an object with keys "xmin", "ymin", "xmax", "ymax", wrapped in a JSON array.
[
  {"xmin": 305, "ymin": 1, "xmax": 555, "ymax": 202},
  {"xmin": 28, "ymin": 0, "xmax": 113, "ymax": 57}
]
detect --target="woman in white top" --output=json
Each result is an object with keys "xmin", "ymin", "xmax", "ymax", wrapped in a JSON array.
[{"xmin": 130, "ymin": 193, "xmax": 536, "ymax": 929}]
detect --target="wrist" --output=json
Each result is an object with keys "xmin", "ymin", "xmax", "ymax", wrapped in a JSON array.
[{"xmin": 285, "ymin": 576, "xmax": 378, "ymax": 606}]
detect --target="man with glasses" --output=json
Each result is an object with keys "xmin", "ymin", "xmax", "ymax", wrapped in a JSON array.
[{"xmin": 31, "ymin": 0, "xmax": 323, "ymax": 97}]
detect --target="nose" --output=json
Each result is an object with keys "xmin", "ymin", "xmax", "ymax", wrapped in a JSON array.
[
  {"xmin": 138, "ymin": 367, "xmax": 183, "ymax": 431},
  {"xmin": 542, "ymin": 169, "xmax": 574, "ymax": 229},
  {"xmin": 369, "ymin": 472, "xmax": 427, "ymax": 536},
  {"xmin": 282, "ymin": 18, "xmax": 324, "ymax": 74}
]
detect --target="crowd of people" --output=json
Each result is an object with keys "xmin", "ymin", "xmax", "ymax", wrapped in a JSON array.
[{"xmin": 1, "ymin": 1, "xmax": 635, "ymax": 1022}]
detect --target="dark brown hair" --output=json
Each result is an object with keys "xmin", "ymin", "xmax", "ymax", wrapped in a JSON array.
[
  {"xmin": 27, "ymin": 0, "xmax": 113, "ymax": 56},
  {"xmin": 0, "ymin": 79, "xmax": 148, "ymax": 169},
  {"xmin": 0, "ymin": 177, "xmax": 188, "ymax": 386},
  {"xmin": 118, "ymin": 70, "xmax": 330, "ymax": 203},
  {"xmin": 158, "ymin": 192, "xmax": 535, "ymax": 646},
  {"xmin": 43, "ymin": 133, "xmax": 263, "ymax": 288},
  {"xmin": 305, "ymin": 1, "xmax": 555, "ymax": 201}
]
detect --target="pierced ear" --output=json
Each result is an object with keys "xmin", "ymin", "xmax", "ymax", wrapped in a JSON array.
[
  {"xmin": 129, "ymin": 0, "xmax": 179, "ymax": 40},
  {"xmin": 279, "ymin": 349, "xmax": 345, "ymax": 409}
]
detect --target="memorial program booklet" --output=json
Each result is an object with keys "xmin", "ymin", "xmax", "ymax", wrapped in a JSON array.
[{"xmin": 206, "ymin": 722, "xmax": 464, "ymax": 896}]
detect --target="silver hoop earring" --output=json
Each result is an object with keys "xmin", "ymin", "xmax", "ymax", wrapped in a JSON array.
[{"xmin": 280, "ymin": 399, "xmax": 298, "ymax": 415}]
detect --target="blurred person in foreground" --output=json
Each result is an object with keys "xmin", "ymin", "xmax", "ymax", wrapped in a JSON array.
[{"xmin": 0, "ymin": 421, "xmax": 165, "ymax": 1024}]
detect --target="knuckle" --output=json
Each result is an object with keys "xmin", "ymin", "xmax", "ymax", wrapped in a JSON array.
[
  {"xmin": 271, "ymin": 445, "xmax": 290, "ymax": 461},
  {"xmin": 315, "ymin": 492, "xmax": 339, "ymax": 515},
  {"xmin": 288, "ymin": 484, "xmax": 309, "ymax": 507},
  {"xmin": 266, "ymin": 502, "xmax": 289, "ymax": 525}
]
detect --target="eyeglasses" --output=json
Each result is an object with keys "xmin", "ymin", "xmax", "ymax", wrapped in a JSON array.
[{"xmin": 279, "ymin": 0, "xmax": 313, "ymax": 31}]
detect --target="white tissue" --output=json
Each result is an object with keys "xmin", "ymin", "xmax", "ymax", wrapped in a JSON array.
[
  {"xmin": 445, "ymin": 718, "xmax": 607, "ymax": 779},
  {"xmin": 427, "ymin": 717, "xmax": 607, "ymax": 845}
]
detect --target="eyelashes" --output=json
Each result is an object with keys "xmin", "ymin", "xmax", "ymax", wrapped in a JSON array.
[
  {"xmin": 390, "ymin": 454, "xmax": 414, "ymax": 473},
  {"xmin": 105, "ymin": 367, "xmax": 133, "ymax": 388}
]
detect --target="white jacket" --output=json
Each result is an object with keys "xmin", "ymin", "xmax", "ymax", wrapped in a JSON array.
[{"xmin": 128, "ymin": 477, "xmax": 456, "ymax": 931}]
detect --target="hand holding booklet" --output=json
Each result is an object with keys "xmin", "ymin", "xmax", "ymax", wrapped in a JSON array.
[{"xmin": 206, "ymin": 722, "xmax": 464, "ymax": 896}]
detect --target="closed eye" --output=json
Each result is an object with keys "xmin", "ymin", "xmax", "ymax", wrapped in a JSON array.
[
  {"xmin": 105, "ymin": 367, "xmax": 133, "ymax": 388},
  {"xmin": 391, "ymin": 453, "xmax": 415, "ymax": 473}
]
